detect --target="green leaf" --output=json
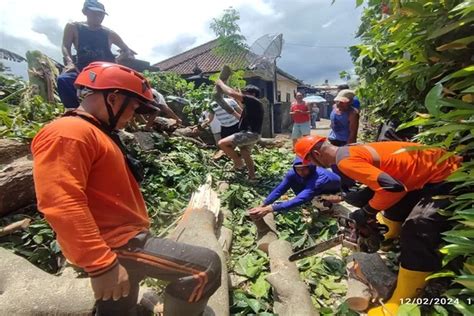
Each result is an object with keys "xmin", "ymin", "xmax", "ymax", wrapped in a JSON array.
[
  {"xmin": 356, "ymin": 0, "xmax": 363, "ymax": 8},
  {"xmin": 439, "ymin": 65, "xmax": 474, "ymax": 84},
  {"xmin": 455, "ymin": 275, "xmax": 474, "ymax": 290},
  {"xmin": 428, "ymin": 17, "xmax": 474, "ymax": 39},
  {"xmin": 457, "ymin": 193, "xmax": 474, "ymax": 200},
  {"xmin": 437, "ymin": 36, "xmax": 474, "ymax": 51},
  {"xmin": 397, "ymin": 304, "xmax": 421, "ymax": 316},
  {"xmin": 247, "ymin": 298, "xmax": 262, "ymax": 313},
  {"xmin": 433, "ymin": 304, "xmax": 449, "ymax": 316},
  {"xmin": 424, "ymin": 83, "xmax": 443, "ymax": 116},
  {"xmin": 32, "ymin": 234, "xmax": 43, "ymax": 244},
  {"xmin": 250, "ymin": 274, "xmax": 270, "ymax": 298},
  {"xmin": 462, "ymin": 85, "xmax": 474, "ymax": 93}
]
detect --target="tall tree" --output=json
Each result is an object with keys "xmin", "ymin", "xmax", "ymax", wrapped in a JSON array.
[{"xmin": 210, "ymin": 7, "xmax": 247, "ymax": 56}]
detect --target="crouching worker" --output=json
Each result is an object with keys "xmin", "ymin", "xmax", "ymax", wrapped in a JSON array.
[
  {"xmin": 31, "ymin": 62, "xmax": 221, "ymax": 316},
  {"xmin": 295, "ymin": 135, "xmax": 461, "ymax": 316},
  {"xmin": 248, "ymin": 157, "xmax": 341, "ymax": 220}
]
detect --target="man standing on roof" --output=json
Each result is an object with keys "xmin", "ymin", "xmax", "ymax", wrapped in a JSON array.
[
  {"xmin": 32, "ymin": 62, "xmax": 221, "ymax": 316},
  {"xmin": 215, "ymin": 80, "xmax": 264, "ymax": 181},
  {"xmin": 58, "ymin": 0, "xmax": 136, "ymax": 109},
  {"xmin": 248, "ymin": 157, "xmax": 341, "ymax": 220},
  {"xmin": 294, "ymin": 135, "xmax": 461, "ymax": 316},
  {"xmin": 328, "ymin": 89, "xmax": 359, "ymax": 146},
  {"xmin": 290, "ymin": 92, "xmax": 311, "ymax": 146}
]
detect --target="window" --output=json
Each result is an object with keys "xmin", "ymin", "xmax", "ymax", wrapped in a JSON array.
[
  {"xmin": 277, "ymin": 91, "xmax": 281, "ymax": 102},
  {"xmin": 286, "ymin": 93, "xmax": 291, "ymax": 102}
]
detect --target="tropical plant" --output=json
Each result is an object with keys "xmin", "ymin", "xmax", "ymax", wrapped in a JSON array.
[
  {"xmin": 352, "ymin": 1, "xmax": 474, "ymax": 314},
  {"xmin": 210, "ymin": 7, "xmax": 248, "ymax": 56}
]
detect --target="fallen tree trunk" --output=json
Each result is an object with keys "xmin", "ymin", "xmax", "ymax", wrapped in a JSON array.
[
  {"xmin": 254, "ymin": 213, "xmax": 278, "ymax": 253},
  {"xmin": 0, "ymin": 247, "xmax": 96, "ymax": 315},
  {"xmin": 0, "ymin": 157, "xmax": 35, "ymax": 216},
  {"xmin": 266, "ymin": 239, "xmax": 318, "ymax": 316},
  {"xmin": 0, "ymin": 139, "xmax": 30, "ymax": 165},
  {"xmin": 168, "ymin": 176, "xmax": 229, "ymax": 316},
  {"xmin": 345, "ymin": 252, "xmax": 397, "ymax": 311}
]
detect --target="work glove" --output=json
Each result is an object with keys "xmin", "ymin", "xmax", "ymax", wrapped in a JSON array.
[{"xmin": 349, "ymin": 206, "xmax": 376, "ymax": 226}]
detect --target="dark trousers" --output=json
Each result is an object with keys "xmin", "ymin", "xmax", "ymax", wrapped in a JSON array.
[
  {"xmin": 220, "ymin": 123, "xmax": 239, "ymax": 138},
  {"xmin": 95, "ymin": 232, "xmax": 222, "ymax": 316},
  {"xmin": 57, "ymin": 71, "xmax": 80, "ymax": 108},
  {"xmin": 343, "ymin": 183, "xmax": 453, "ymax": 272}
]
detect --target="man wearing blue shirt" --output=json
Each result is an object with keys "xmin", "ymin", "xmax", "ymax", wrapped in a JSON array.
[{"xmin": 248, "ymin": 157, "xmax": 341, "ymax": 219}]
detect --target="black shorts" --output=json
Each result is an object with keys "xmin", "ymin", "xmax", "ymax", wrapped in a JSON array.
[{"xmin": 221, "ymin": 123, "xmax": 239, "ymax": 138}]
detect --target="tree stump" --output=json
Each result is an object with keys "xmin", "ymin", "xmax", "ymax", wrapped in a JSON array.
[
  {"xmin": 168, "ymin": 176, "xmax": 229, "ymax": 316},
  {"xmin": 345, "ymin": 252, "xmax": 397, "ymax": 311}
]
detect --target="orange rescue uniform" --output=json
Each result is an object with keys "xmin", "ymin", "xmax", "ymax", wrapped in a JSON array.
[
  {"xmin": 336, "ymin": 142, "xmax": 461, "ymax": 211},
  {"xmin": 31, "ymin": 115, "xmax": 149, "ymax": 276}
]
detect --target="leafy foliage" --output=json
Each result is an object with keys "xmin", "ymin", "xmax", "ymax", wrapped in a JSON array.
[
  {"xmin": 210, "ymin": 7, "xmax": 248, "ymax": 56},
  {"xmin": 353, "ymin": 1, "xmax": 474, "ymax": 313},
  {"xmin": 0, "ymin": 70, "xmax": 63, "ymax": 140},
  {"xmin": 0, "ymin": 214, "xmax": 60, "ymax": 273},
  {"xmin": 144, "ymin": 71, "xmax": 213, "ymax": 125}
]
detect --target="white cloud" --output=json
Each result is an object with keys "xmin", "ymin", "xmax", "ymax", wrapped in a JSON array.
[{"xmin": 0, "ymin": 0, "xmax": 362, "ymax": 84}]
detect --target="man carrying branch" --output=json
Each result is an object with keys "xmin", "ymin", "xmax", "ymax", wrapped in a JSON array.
[{"xmin": 215, "ymin": 79, "xmax": 264, "ymax": 181}]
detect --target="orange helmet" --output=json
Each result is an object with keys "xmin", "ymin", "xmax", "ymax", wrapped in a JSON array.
[
  {"xmin": 75, "ymin": 62, "xmax": 158, "ymax": 113},
  {"xmin": 294, "ymin": 135, "xmax": 327, "ymax": 163}
]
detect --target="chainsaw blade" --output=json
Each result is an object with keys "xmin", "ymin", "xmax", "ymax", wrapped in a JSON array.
[{"xmin": 289, "ymin": 235, "xmax": 343, "ymax": 262}]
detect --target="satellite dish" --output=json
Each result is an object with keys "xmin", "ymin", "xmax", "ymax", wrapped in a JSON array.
[{"xmin": 247, "ymin": 34, "xmax": 283, "ymax": 80}]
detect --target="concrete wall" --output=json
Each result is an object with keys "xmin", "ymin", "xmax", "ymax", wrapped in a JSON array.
[
  {"xmin": 277, "ymin": 75, "xmax": 298, "ymax": 103},
  {"xmin": 280, "ymin": 102, "xmax": 292, "ymax": 133}
]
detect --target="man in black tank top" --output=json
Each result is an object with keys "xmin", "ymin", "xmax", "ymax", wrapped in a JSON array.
[{"xmin": 57, "ymin": 0, "xmax": 136, "ymax": 109}]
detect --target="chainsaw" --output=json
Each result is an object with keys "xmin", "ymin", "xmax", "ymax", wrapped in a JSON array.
[{"xmin": 288, "ymin": 216, "xmax": 384, "ymax": 262}]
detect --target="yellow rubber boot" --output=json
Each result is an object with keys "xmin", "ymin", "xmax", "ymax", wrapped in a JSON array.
[
  {"xmin": 368, "ymin": 267, "xmax": 431, "ymax": 316},
  {"xmin": 376, "ymin": 212, "xmax": 402, "ymax": 240}
]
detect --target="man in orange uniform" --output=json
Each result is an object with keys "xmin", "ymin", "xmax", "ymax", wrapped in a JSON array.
[
  {"xmin": 294, "ymin": 135, "xmax": 461, "ymax": 316},
  {"xmin": 32, "ymin": 62, "xmax": 221, "ymax": 316}
]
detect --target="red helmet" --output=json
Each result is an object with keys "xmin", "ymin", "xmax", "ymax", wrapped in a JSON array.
[
  {"xmin": 75, "ymin": 62, "xmax": 158, "ymax": 113},
  {"xmin": 294, "ymin": 135, "xmax": 327, "ymax": 163}
]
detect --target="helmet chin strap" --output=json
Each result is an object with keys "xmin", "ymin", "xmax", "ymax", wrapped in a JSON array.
[{"xmin": 102, "ymin": 91, "xmax": 131, "ymax": 130}]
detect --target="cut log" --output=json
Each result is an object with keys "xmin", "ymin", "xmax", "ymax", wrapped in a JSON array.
[
  {"xmin": 347, "ymin": 252, "xmax": 397, "ymax": 302},
  {"xmin": 0, "ymin": 247, "xmax": 96, "ymax": 315},
  {"xmin": 345, "ymin": 261, "xmax": 372, "ymax": 311},
  {"xmin": 0, "ymin": 157, "xmax": 35, "ymax": 216},
  {"xmin": 254, "ymin": 213, "xmax": 278, "ymax": 253},
  {"xmin": 0, "ymin": 218, "xmax": 31, "ymax": 237},
  {"xmin": 212, "ymin": 65, "xmax": 234, "ymax": 115},
  {"xmin": 168, "ymin": 176, "xmax": 229, "ymax": 316},
  {"xmin": 0, "ymin": 139, "xmax": 30, "ymax": 165},
  {"xmin": 266, "ymin": 239, "xmax": 318, "ymax": 316}
]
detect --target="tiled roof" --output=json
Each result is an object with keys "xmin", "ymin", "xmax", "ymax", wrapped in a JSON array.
[
  {"xmin": 154, "ymin": 39, "xmax": 249, "ymax": 75},
  {"xmin": 154, "ymin": 39, "xmax": 303, "ymax": 85}
]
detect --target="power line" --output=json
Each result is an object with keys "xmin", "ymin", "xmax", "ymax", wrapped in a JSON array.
[{"xmin": 285, "ymin": 42, "xmax": 352, "ymax": 48}]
